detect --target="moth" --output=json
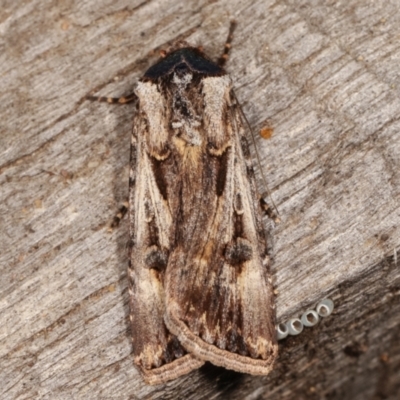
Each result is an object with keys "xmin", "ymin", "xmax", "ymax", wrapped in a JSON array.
[{"xmin": 88, "ymin": 22, "xmax": 277, "ymax": 385}]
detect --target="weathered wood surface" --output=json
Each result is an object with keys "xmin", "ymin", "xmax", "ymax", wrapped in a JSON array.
[{"xmin": 1, "ymin": 0, "xmax": 399, "ymax": 399}]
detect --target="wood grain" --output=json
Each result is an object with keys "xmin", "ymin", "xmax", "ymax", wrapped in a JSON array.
[{"xmin": 1, "ymin": 0, "xmax": 399, "ymax": 399}]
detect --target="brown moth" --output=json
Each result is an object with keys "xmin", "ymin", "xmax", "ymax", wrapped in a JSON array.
[{"xmin": 88, "ymin": 23, "xmax": 277, "ymax": 385}]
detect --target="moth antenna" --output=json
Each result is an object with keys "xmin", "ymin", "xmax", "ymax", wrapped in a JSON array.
[{"xmin": 217, "ymin": 20, "xmax": 237, "ymax": 67}]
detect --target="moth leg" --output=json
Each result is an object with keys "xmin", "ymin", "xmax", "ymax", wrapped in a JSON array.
[
  {"xmin": 217, "ymin": 20, "xmax": 237, "ymax": 67},
  {"xmin": 260, "ymin": 197, "xmax": 280, "ymax": 224},
  {"xmin": 86, "ymin": 93, "xmax": 137, "ymax": 104},
  {"xmin": 108, "ymin": 200, "xmax": 129, "ymax": 231}
]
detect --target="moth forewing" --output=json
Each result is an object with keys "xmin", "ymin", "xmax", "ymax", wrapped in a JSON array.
[
  {"xmin": 162, "ymin": 75, "xmax": 277, "ymax": 374},
  {"xmin": 128, "ymin": 95, "xmax": 204, "ymax": 385}
]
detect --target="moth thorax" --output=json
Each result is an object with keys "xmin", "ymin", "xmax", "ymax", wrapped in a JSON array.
[{"xmin": 172, "ymin": 65, "xmax": 193, "ymax": 87}]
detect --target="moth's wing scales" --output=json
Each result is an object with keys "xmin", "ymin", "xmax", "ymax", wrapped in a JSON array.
[
  {"xmin": 129, "ymin": 102, "xmax": 203, "ymax": 385},
  {"xmin": 163, "ymin": 78, "xmax": 278, "ymax": 375}
]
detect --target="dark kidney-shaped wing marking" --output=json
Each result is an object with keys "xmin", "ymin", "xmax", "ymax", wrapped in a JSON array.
[{"xmin": 128, "ymin": 95, "xmax": 203, "ymax": 385}]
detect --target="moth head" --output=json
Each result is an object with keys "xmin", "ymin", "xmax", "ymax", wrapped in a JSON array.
[{"xmin": 143, "ymin": 46, "xmax": 225, "ymax": 81}]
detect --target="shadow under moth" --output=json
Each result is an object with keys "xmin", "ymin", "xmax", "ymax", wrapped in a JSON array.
[{"xmin": 88, "ymin": 22, "xmax": 277, "ymax": 385}]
